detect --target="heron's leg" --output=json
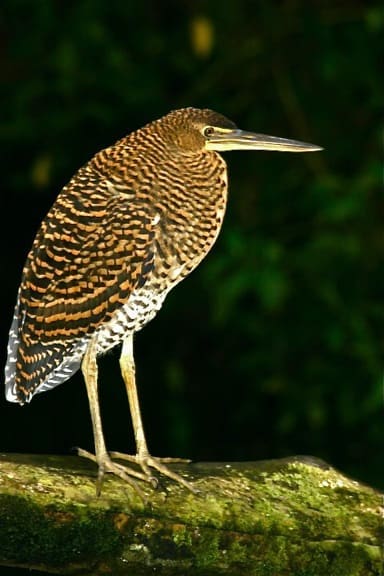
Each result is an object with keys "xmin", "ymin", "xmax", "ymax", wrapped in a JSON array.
[
  {"xmin": 77, "ymin": 337, "xmax": 148, "ymax": 497},
  {"xmin": 81, "ymin": 338, "xmax": 108, "ymax": 460},
  {"xmin": 119, "ymin": 333, "xmax": 150, "ymax": 457},
  {"xmin": 112, "ymin": 333, "xmax": 197, "ymax": 492}
]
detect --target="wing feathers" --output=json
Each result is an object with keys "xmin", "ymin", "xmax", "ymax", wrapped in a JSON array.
[{"xmin": 6, "ymin": 169, "xmax": 156, "ymax": 401}]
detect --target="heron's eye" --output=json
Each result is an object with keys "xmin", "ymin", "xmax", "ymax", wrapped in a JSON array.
[{"xmin": 203, "ymin": 126, "xmax": 215, "ymax": 138}]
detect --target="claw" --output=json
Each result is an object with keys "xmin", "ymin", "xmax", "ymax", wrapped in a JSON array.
[
  {"xmin": 110, "ymin": 451, "xmax": 198, "ymax": 494},
  {"xmin": 77, "ymin": 448, "xmax": 147, "ymax": 499},
  {"xmin": 77, "ymin": 446, "xmax": 197, "ymax": 496},
  {"xmin": 149, "ymin": 476, "xmax": 159, "ymax": 489}
]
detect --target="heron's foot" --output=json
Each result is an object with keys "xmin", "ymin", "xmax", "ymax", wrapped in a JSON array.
[
  {"xmin": 110, "ymin": 451, "xmax": 198, "ymax": 493},
  {"xmin": 77, "ymin": 448, "xmax": 152, "ymax": 499}
]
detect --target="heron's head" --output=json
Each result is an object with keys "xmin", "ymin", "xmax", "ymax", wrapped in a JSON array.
[{"xmin": 156, "ymin": 107, "xmax": 322, "ymax": 155}]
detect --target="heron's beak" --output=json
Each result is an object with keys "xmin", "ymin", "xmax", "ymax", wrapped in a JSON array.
[{"xmin": 205, "ymin": 128, "xmax": 323, "ymax": 153}]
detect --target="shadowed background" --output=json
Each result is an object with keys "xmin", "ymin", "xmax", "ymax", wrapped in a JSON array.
[{"xmin": 1, "ymin": 0, "xmax": 382, "ymax": 502}]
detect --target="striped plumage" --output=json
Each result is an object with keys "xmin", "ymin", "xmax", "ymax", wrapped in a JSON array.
[
  {"xmin": 5, "ymin": 107, "xmax": 322, "ymax": 494},
  {"xmin": 6, "ymin": 108, "xmax": 230, "ymax": 404}
]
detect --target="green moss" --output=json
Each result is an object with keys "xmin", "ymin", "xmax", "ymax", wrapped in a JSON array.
[
  {"xmin": 0, "ymin": 455, "xmax": 382, "ymax": 574},
  {"xmin": 173, "ymin": 524, "xmax": 192, "ymax": 546},
  {"xmin": 0, "ymin": 494, "xmax": 121, "ymax": 567}
]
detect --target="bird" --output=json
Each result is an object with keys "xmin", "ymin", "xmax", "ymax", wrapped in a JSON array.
[{"xmin": 4, "ymin": 107, "xmax": 322, "ymax": 496}]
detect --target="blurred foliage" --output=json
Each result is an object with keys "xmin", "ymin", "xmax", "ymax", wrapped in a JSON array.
[{"xmin": 1, "ymin": 0, "xmax": 383, "ymax": 492}]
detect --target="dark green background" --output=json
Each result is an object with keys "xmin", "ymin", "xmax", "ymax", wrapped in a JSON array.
[{"xmin": 1, "ymin": 0, "xmax": 382, "ymax": 501}]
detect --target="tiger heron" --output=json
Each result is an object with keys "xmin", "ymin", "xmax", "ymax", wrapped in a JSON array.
[{"xmin": 5, "ymin": 108, "xmax": 322, "ymax": 496}]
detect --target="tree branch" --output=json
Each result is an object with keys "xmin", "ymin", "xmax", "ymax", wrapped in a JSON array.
[{"xmin": 0, "ymin": 453, "xmax": 382, "ymax": 575}]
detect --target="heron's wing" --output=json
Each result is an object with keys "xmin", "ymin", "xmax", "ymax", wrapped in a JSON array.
[
  {"xmin": 6, "ymin": 169, "xmax": 156, "ymax": 400},
  {"xmin": 22, "ymin": 179, "xmax": 155, "ymax": 343}
]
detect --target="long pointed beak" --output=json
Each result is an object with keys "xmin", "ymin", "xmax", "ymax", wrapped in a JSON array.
[{"xmin": 205, "ymin": 128, "xmax": 323, "ymax": 153}]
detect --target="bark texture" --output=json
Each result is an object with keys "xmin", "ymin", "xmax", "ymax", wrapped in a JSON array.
[{"xmin": 0, "ymin": 453, "xmax": 382, "ymax": 575}]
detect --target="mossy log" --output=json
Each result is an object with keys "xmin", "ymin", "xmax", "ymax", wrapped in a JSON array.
[{"xmin": 0, "ymin": 453, "xmax": 382, "ymax": 575}]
